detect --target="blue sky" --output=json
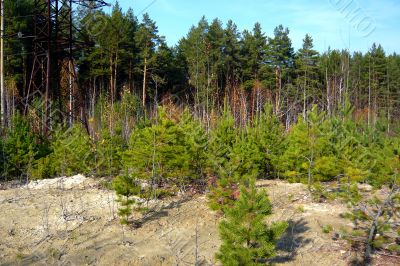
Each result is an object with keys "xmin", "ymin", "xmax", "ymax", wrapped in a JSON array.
[{"xmin": 111, "ymin": 0, "xmax": 400, "ymax": 54}]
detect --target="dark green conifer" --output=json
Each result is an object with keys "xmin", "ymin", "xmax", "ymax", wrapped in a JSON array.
[{"xmin": 217, "ymin": 183, "xmax": 287, "ymax": 265}]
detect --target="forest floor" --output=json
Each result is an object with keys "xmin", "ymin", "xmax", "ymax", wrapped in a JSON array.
[{"xmin": 0, "ymin": 176, "xmax": 398, "ymax": 266}]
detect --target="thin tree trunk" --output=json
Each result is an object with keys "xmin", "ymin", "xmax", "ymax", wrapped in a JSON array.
[
  {"xmin": 303, "ymin": 69, "xmax": 307, "ymax": 119},
  {"xmin": 68, "ymin": 60, "xmax": 73, "ymax": 127},
  {"xmin": 276, "ymin": 68, "xmax": 282, "ymax": 115},
  {"xmin": 232, "ymin": 86, "xmax": 237, "ymax": 123},
  {"xmin": 142, "ymin": 57, "xmax": 147, "ymax": 107},
  {"xmin": 387, "ymin": 67, "xmax": 391, "ymax": 132},
  {"xmin": 110, "ymin": 55, "xmax": 114, "ymax": 104},
  {"xmin": 368, "ymin": 58, "xmax": 371, "ymax": 126},
  {"xmin": 326, "ymin": 66, "xmax": 330, "ymax": 116},
  {"xmin": 128, "ymin": 61, "xmax": 133, "ymax": 93},
  {"xmin": 114, "ymin": 52, "xmax": 118, "ymax": 101},
  {"xmin": 364, "ymin": 188, "xmax": 397, "ymax": 265},
  {"xmin": 0, "ymin": 0, "xmax": 5, "ymax": 128},
  {"xmin": 251, "ymin": 87, "xmax": 255, "ymax": 122},
  {"xmin": 91, "ymin": 77, "xmax": 96, "ymax": 118}
]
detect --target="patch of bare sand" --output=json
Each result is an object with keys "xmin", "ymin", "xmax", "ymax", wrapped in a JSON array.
[
  {"xmin": 0, "ymin": 177, "xmax": 219, "ymax": 266},
  {"xmin": 0, "ymin": 178, "xmax": 376, "ymax": 265},
  {"xmin": 258, "ymin": 180, "xmax": 352, "ymax": 266}
]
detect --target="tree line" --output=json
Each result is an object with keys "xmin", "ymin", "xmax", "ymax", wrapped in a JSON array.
[{"xmin": 2, "ymin": 1, "xmax": 400, "ymax": 132}]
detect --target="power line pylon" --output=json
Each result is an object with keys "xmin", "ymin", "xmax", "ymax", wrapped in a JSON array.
[{"xmin": 26, "ymin": 0, "xmax": 108, "ymax": 134}]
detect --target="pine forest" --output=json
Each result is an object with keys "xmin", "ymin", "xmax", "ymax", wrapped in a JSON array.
[{"xmin": 0, "ymin": 1, "xmax": 399, "ymax": 265}]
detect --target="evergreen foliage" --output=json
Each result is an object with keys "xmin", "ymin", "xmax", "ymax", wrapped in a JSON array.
[
  {"xmin": 112, "ymin": 174, "xmax": 142, "ymax": 225},
  {"xmin": 278, "ymin": 106, "xmax": 332, "ymax": 186},
  {"xmin": 122, "ymin": 107, "xmax": 206, "ymax": 191},
  {"xmin": 32, "ymin": 125, "xmax": 93, "ymax": 179},
  {"xmin": 251, "ymin": 105, "xmax": 285, "ymax": 178},
  {"xmin": 295, "ymin": 34, "xmax": 321, "ymax": 112},
  {"xmin": 208, "ymin": 108, "xmax": 237, "ymax": 176},
  {"xmin": 94, "ymin": 128, "xmax": 126, "ymax": 177},
  {"xmin": 177, "ymin": 109, "xmax": 208, "ymax": 182},
  {"xmin": 0, "ymin": 114, "xmax": 44, "ymax": 180},
  {"xmin": 216, "ymin": 184, "xmax": 288, "ymax": 265},
  {"xmin": 207, "ymin": 108, "xmax": 238, "ymax": 211},
  {"xmin": 2, "ymin": 2, "xmax": 400, "ymax": 262}
]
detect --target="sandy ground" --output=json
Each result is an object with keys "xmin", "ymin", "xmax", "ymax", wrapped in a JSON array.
[{"xmin": 0, "ymin": 176, "xmax": 397, "ymax": 265}]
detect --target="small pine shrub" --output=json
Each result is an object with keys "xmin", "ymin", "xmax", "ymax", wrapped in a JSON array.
[
  {"xmin": 0, "ymin": 114, "xmax": 47, "ymax": 180},
  {"xmin": 112, "ymin": 174, "xmax": 142, "ymax": 225},
  {"xmin": 178, "ymin": 109, "xmax": 208, "ymax": 183},
  {"xmin": 279, "ymin": 106, "xmax": 333, "ymax": 185},
  {"xmin": 29, "ymin": 156, "xmax": 55, "ymax": 180},
  {"xmin": 208, "ymin": 108, "xmax": 236, "ymax": 175},
  {"xmin": 31, "ymin": 124, "xmax": 93, "ymax": 179},
  {"xmin": 122, "ymin": 107, "xmax": 203, "ymax": 191},
  {"xmin": 94, "ymin": 127, "xmax": 126, "ymax": 177},
  {"xmin": 251, "ymin": 104, "xmax": 285, "ymax": 178},
  {"xmin": 208, "ymin": 173, "xmax": 239, "ymax": 212},
  {"xmin": 216, "ymin": 184, "xmax": 287, "ymax": 265}
]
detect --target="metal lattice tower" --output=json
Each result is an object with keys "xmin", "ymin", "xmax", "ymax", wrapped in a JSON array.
[{"xmin": 26, "ymin": 0, "xmax": 109, "ymax": 134}]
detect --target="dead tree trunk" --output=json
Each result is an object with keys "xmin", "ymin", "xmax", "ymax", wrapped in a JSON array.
[{"xmin": 364, "ymin": 187, "xmax": 398, "ymax": 265}]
